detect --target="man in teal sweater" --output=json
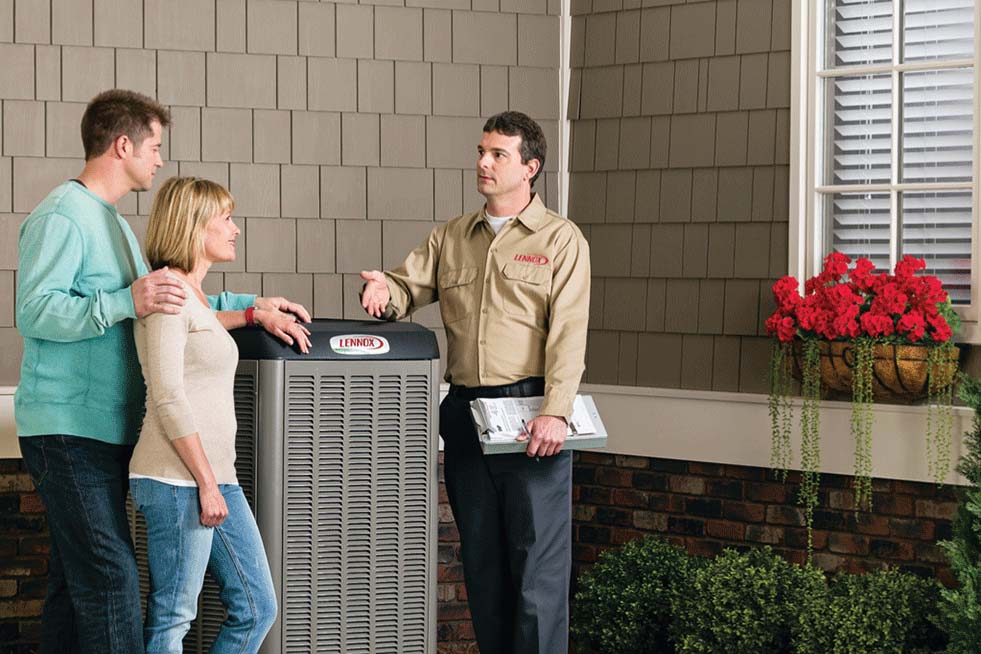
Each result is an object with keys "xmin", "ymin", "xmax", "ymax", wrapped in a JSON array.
[{"xmin": 15, "ymin": 89, "xmax": 309, "ymax": 654}]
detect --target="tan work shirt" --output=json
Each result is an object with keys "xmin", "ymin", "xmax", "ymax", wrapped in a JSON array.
[{"xmin": 383, "ymin": 194, "xmax": 590, "ymax": 419}]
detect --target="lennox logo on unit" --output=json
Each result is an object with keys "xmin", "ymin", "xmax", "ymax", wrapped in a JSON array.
[{"xmin": 329, "ymin": 334, "xmax": 391, "ymax": 355}]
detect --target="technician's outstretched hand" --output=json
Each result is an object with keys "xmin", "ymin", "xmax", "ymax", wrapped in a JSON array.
[
  {"xmin": 518, "ymin": 415, "xmax": 568, "ymax": 457},
  {"xmin": 360, "ymin": 270, "xmax": 391, "ymax": 318}
]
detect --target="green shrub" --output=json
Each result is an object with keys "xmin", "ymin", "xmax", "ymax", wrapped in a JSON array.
[
  {"xmin": 797, "ymin": 569, "xmax": 946, "ymax": 654},
  {"xmin": 938, "ymin": 374, "xmax": 981, "ymax": 653},
  {"xmin": 571, "ymin": 536, "xmax": 697, "ymax": 654},
  {"xmin": 671, "ymin": 547, "xmax": 824, "ymax": 654}
]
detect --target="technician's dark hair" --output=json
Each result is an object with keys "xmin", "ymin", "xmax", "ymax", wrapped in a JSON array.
[
  {"xmin": 482, "ymin": 111, "xmax": 546, "ymax": 187},
  {"xmin": 80, "ymin": 89, "xmax": 172, "ymax": 160}
]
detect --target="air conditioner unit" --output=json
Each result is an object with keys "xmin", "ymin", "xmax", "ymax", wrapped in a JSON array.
[{"xmin": 130, "ymin": 319, "xmax": 440, "ymax": 654}]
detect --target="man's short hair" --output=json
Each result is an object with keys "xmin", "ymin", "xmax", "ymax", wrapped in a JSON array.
[
  {"xmin": 482, "ymin": 111, "xmax": 546, "ymax": 187},
  {"xmin": 81, "ymin": 89, "xmax": 171, "ymax": 160}
]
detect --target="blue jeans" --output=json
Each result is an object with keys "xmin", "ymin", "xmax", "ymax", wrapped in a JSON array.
[
  {"xmin": 19, "ymin": 434, "xmax": 145, "ymax": 654},
  {"xmin": 129, "ymin": 478, "xmax": 277, "ymax": 654}
]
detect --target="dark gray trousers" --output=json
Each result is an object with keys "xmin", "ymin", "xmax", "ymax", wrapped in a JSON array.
[{"xmin": 440, "ymin": 391, "xmax": 572, "ymax": 654}]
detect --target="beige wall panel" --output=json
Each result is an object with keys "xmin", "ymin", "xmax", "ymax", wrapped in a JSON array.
[
  {"xmin": 217, "ymin": 0, "xmax": 246, "ymax": 53},
  {"xmin": 501, "ymin": 0, "xmax": 547, "ymax": 13},
  {"xmin": 0, "ymin": 270, "xmax": 13, "ymax": 326},
  {"xmin": 640, "ymin": 62, "xmax": 674, "ymax": 115},
  {"xmin": 0, "ymin": 44, "xmax": 34, "ymax": 99},
  {"xmin": 281, "ymin": 165, "xmax": 320, "ymax": 219},
  {"xmin": 664, "ymin": 279, "xmax": 699, "ymax": 332},
  {"xmin": 672, "ymin": 59, "xmax": 698, "ymax": 114},
  {"xmin": 587, "ymin": 276, "xmax": 604, "ymax": 330},
  {"xmin": 706, "ymin": 222, "xmax": 735, "ymax": 277},
  {"xmin": 651, "ymin": 223, "xmax": 684, "ymax": 277},
  {"xmin": 669, "ymin": 114, "xmax": 716, "ymax": 168},
  {"xmin": 0, "ymin": 1, "xmax": 12, "ymax": 42},
  {"xmin": 358, "ymin": 60, "xmax": 395, "ymax": 114},
  {"xmin": 395, "ymin": 61, "xmax": 432, "ymax": 115},
  {"xmin": 775, "ymin": 108, "xmax": 790, "ymax": 165},
  {"xmin": 0, "ymin": 327, "xmax": 24, "ymax": 385},
  {"xmin": 179, "ymin": 161, "xmax": 229, "ymax": 187},
  {"xmin": 738, "ymin": 336, "xmax": 769, "ymax": 393},
  {"xmin": 202, "ymin": 108, "xmax": 253, "ymax": 163},
  {"xmin": 621, "ymin": 64, "xmax": 641, "ymax": 117},
  {"xmin": 0, "ymin": 159, "xmax": 11, "ymax": 214},
  {"xmin": 697, "ymin": 279, "xmax": 725, "ymax": 334},
  {"xmin": 769, "ymin": 221, "xmax": 788, "ymax": 277},
  {"xmin": 298, "ymin": 2, "xmax": 335, "ymax": 57},
  {"xmin": 617, "ymin": 332, "xmax": 638, "ymax": 385},
  {"xmin": 682, "ymin": 223, "xmax": 708, "ymax": 277},
  {"xmin": 336, "ymin": 4, "xmax": 373, "ymax": 59},
  {"xmin": 380, "ymin": 114, "xmax": 426, "ymax": 168},
  {"xmin": 93, "ymin": 0, "xmax": 143, "ymax": 48},
  {"xmin": 751, "ymin": 166, "xmax": 774, "ymax": 221},
  {"xmin": 0, "ymin": 214, "xmax": 24, "ymax": 269},
  {"xmin": 296, "ymin": 220, "xmax": 336, "ymax": 273},
  {"xmin": 715, "ymin": 0, "xmax": 737, "ymax": 55},
  {"xmin": 208, "ymin": 53, "xmax": 277, "ymax": 109},
  {"xmin": 45, "ymin": 102, "xmax": 85, "ymax": 158},
  {"xmin": 3, "ymin": 101, "xmax": 43, "ymax": 157},
  {"xmin": 262, "ymin": 273, "xmax": 313, "ymax": 311},
  {"xmin": 711, "ymin": 335, "xmax": 741, "ymax": 391},
  {"xmin": 52, "ymin": 0, "xmax": 91, "ymax": 46},
  {"xmin": 723, "ymin": 279, "xmax": 760, "ymax": 335},
  {"xmin": 733, "ymin": 222, "xmax": 770, "ymax": 278},
  {"xmin": 571, "ymin": 120, "xmax": 595, "ymax": 171},
  {"xmin": 230, "ymin": 164, "xmax": 280, "ymax": 217},
  {"xmin": 115, "ymin": 49, "xmax": 156, "ymax": 99},
  {"xmin": 603, "ymin": 278, "xmax": 647, "ymax": 331},
  {"xmin": 508, "ymin": 67, "xmax": 559, "ymax": 118},
  {"xmin": 224, "ymin": 272, "xmax": 262, "ymax": 296},
  {"xmin": 644, "ymin": 278, "xmax": 666, "ymax": 331},
  {"xmin": 313, "ymin": 273, "xmax": 343, "ymax": 318},
  {"xmin": 717, "ymin": 167, "xmax": 752, "ymax": 221},
  {"xmin": 766, "ymin": 50, "xmax": 790, "ymax": 108},
  {"xmin": 479, "ymin": 65, "xmax": 508, "ymax": 117},
  {"xmin": 738, "ymin": 53, "xmax": 768, "ymax": 110},
  {"xmin": 434, "ymin": 169, "xmax": 463, "ymax": 219},
  {"xmin": 615, "ymin": 10, "xmax": 640, "ymax": 65},
  {"xmin": 584, "ymin": 13, "xmax": 615, "ymax": 67},
  {"xmin": 433, "ymin": 63, "xmax": 480, "ymax": 117},
  {"xmin": 707, "ymin": 56, "xmax": 741, "ymax": 112},
  {"xmin": 772, "ymin": 165, "xmax": 789, "ymax": 219},
  {"xmin": 342, "ymin": 273, "xmax": 369, "ymax": 319},
  {"xmin": 12, "ymin": 157, "xmax": 81, "ymax": 213},
  {"xmin": 201, "ymin": 272, "xmax": 224, "ymax": 296},
  {"xmin": 367, "ymin": 167, "xmax": 433, "ymax": 221},
  {"xmin": 580, "ymin": 65, "xmax": 623, "ymax": 118},
  {"xmin": 681, "ymin": 334, "xmax": 714, "ymax": 390},
  {"xmin": 736, "ymin": 0, "xmax": 773, "ymax": 54},
  {"xmin": 630, "ymin": 224, "xmax": 652, "ymax": 277},
  {"xmin": 335, "ymin": 219, "xmax": 381, "ymax": 273},
  {"xmin": 382, "ymin": 220, "xmax": 434, "ymax": 269},
  {"xmin": 423, "ymin": 8, "xmax": 452, "ymax": 63},
  {"xmin": 568, "ymin": 171, "xmax": 606, "ymax": 222},
  {"xmin": 247, "ymin": 0, "xmax": 297, "ymax": 56},
  {"xmin": 341, "ymin": 113, "xmax": 380, "ymax": 167},
  {"xmin": 570, "ymin": 15, "xmax": 585, "ymax": 68},
  {"xmin": 659, "ymin": 169, "xmax": 691, "ymax": 222},
  {"xmin": 158, "ymin": 50, "xmax": 206, "ymax": 106},
  {"xmin": 35, "ymin": 45, "xmax": 59, "ymax": 101},
  {"xmin": 15, "ymin": 0, "xmax": 48, "ymax": 44},
  {"xmin": 309, "ymin": 58, "xmax": 357, "ymax": 112},
  {"xmin": 639, "ymin": 7, "xmax": 669, "ymax": 62},
  {"xmin": 715, "ymin": 111, "xmax": 749, "ymax": 166},
  {"xmin": 426, "ymin": 116, "xmax": 484, "ymax": 169},
  {"xmin": 746, "ymin": 109, "xmax": 775, "ymax": 165},
  {"xmin": 409, "ymin": 0, "xmax": 468, "ymax": 9},
  {"xmin": 590, "ymin": 224, "xmax": 631, "ymax": 277},
  {"xmin": 375, "ymin": 6, "xmax": 423, "ymax": 61},
  {"xmin": 585, "ymin": 331, "xmax": 620, "ymax": 385},
  {"xmin": 62, "ymin": 47, "xmax": 115, "ymax": 103},
  {"xmin": 145, "ymin": 0, "xmax": 215, "ymax": 51},
  {"xmin": 637, "ymin": 333, "xmax": 682, "ymax": 388},
  {"xmin": 650, "ymin": 116, "xmax": 670, "ymax": 168},
  {"xmin": 253, "ymin": 110, "xmax": 291, "ymax": 164},
  {"xmin": 452, "ymin": 11, "xmax": 517, "ymax": 66},
  {"xmin": 246, "ymin": 218, "xmax": 296, "ymax": 273},
  {"xmin": 518, "ymin": 14, "xmax": 558, "ymax": 68},
  {"xmin": 321, "ymin": 166, "xmax": 367, "ymax": 219},
  {"xmin": 691, "ymin": 168, "xmax": 718, "ymax": 223},
  {"xmin": 669, "ymin": 2, "xmax": 715, "ymax": 60},
  {"xmin": 771, "ymin": 0, "xmax": 790, "ymax": 51},
  {"xmin": 292, "ymin": 111, "xmax": 341, "ymax": 165},
  {"xmin": 278, "ymin": 56, "xmax": 307, "ymax": 111},
  {"xmin": 169, "ymin": 107, "xmax": 201, "ymax": 162},
  {"xmin": 604, "ymin": 170, "xmax": 633, "ymax": 223}
]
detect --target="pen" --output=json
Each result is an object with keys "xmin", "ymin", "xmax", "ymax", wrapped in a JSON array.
[{"xmin": 520, "ymin": 419, "xmax": 540, "ymax": 462}]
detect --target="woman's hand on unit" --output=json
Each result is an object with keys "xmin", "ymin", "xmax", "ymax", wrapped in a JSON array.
[{"xmin": 255, "ymin": 309, "xmax": 312, "ymax": 354}]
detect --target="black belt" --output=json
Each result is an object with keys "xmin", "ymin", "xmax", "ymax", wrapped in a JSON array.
[{"xmin": 448, "ymin": 377, "xmax": 545, "ymax": 402}]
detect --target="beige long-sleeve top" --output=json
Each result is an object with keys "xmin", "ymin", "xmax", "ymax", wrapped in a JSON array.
[
  {"xmin": 383, "ymin": 194, "xmax": 591, "ymax": 419},
  {"xmin": 129, "ymin": 278, "xmax": 239, "ymax": 485}
]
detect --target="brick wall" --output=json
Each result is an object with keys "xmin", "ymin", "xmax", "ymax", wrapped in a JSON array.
[{"xmin": 1, "ymin": 453, "xmax": 960, "ymax": 652}]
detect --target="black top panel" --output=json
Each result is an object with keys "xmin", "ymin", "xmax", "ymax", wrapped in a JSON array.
[{"xmin": 231, "ymin": 319, "xmax": 440, "ymax": 361}]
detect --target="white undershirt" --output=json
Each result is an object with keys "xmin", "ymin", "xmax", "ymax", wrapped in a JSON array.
[{"xmin": 485, "ymin": 212, "xmax": 514, "ymax": 234}]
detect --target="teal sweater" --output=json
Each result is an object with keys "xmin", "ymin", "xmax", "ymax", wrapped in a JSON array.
[{"xmin": 15, "ymin": 182, "xmax": 255, "ymax": 445}]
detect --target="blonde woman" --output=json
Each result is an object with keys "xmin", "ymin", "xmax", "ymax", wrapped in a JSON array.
[{"xmin": 129, "ymin": 177, "xmax": 309, "ymax": 653}]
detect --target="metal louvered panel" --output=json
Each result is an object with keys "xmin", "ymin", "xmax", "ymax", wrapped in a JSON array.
[
  {"xmin": 277, "ymin": 359, "xmax": 437, "ymax": 654},
  {"xmin": 234, "ymin": 369, "xmax": 258, "ymax": 506}
]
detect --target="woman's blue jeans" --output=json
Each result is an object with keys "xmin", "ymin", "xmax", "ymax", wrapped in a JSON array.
[{"xmin": 130, "ymin": 478, "xmax": 277, "ymax": 654}]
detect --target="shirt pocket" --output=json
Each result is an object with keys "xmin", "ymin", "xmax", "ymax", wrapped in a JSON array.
[
  {"xmin": 438, "ymin": 266, "xmax": 478, "ymax": 325},
  {"xmin": 500, "ymin": 262, "xmax": 551, "ymax": 321}
]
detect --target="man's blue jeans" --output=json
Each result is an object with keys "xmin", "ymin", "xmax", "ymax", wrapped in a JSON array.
[
  {"xmin": 19, "ymin": 434, "xmax": 145, "ymax": 654},
  {"xmin": 130, "ymin": 478, "xmax": 277, "ymax": 654}
]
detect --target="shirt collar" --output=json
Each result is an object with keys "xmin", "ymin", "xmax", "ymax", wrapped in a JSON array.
[{"xmin": 466, "ymin": 194, "xmax": 548, "ymax": 237}]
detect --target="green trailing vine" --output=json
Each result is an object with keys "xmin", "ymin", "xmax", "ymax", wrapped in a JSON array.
[
  {"xmin": 850, "ymin": 338, "xmax": 875, "ymax": 511},
  {"xmin": 926, "ymin": 342, "xmax": 956, "ymax": 487},
  {"xmin": 768, "ymin": 342, "xmax": 793, "ymax": 482},
  {"xmin": 799, "ymin": 339, "xmax": 822, "ymax": 555}
]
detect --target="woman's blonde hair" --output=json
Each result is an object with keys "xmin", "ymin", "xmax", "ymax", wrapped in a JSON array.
[{"xmin": 146, "ymin": 176, "xmax": 235, "ymax": 272}]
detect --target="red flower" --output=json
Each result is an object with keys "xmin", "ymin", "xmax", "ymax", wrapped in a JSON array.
[
  {"xmin": 897, "ymin": 311, "xmax": 926, "ymax": 342},
  {"xmin": 928, "ymin": 314, "xmax": 953, "ymax": 343}
]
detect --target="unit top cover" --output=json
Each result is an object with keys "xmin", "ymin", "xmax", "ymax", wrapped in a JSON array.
[{"xmin": 231, "ymin": 319, "xmax": 440, "ymax": 361}]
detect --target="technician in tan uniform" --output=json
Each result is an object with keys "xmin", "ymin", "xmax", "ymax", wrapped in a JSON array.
[{"xmin": 361, "ymin": 111, "xmax": 590, "ymax": 654}]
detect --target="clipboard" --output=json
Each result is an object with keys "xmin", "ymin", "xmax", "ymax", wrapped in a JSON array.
[{"xmin": 469, "ymin": 394, "xmax": 609, "ymax": 455}]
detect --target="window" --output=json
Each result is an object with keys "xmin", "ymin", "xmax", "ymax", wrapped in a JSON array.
[{"xmin": 792, "ymin": 0, "xmax": 980, "ymax": 331}]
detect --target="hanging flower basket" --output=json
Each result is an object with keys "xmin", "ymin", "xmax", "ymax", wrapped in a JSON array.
[{"xmin": 791, "ymin": 340, "xmax": 959, "ymax": 403}]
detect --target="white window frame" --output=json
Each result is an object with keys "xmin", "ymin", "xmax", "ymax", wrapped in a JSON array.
[{"xmin": 790, "ymin": 0, "xmax": 981, "ymax": 342}]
